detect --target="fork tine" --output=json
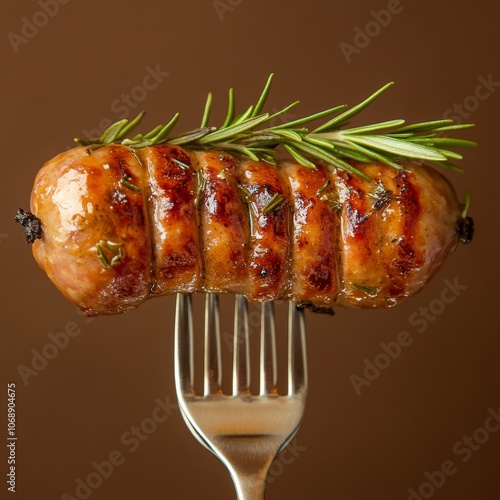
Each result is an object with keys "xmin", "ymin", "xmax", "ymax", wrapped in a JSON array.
[
  {"xmin": 204, "ymin": 293, "xmax": 222, "ymax": 396},
  {"xmin": 174, "ymin": 293, "xmax": 194, "ymax": 395},
  {"xmin": 260, "ymin": 301, "xmax": 278, "ymax": 395},
  {"xmin": 288, "ymin": 303, "xmax": 307, "ymax": 396},
  {"xmin": 175, "ymin": 296, "xmax": 309, "ymax": 499},
  {"xmin": 233, "ymin": 294, "xmax": 250, "ymax": 395}
]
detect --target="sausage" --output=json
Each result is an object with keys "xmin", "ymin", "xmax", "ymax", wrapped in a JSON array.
[{"xmin": 25, "ymin": 144, "xmax": 467, "ymax": 316}]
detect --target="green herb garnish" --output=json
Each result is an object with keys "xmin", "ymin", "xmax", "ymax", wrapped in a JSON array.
[
  {"xmin": 351, "ymin": 283, "xmax": 380, "ymax": 297},
  {"xmin": 262, "ymin": 193, "xmax": 288, "ymax": 214},
  {"xmin": 194, "ymin": 170, "xmax": 206, "ymax": 206},
  {"xmin": 96, "ymin": 240, "xmax": 123, "ymax": 269},
  {"xmin": 120, "ymin": 175, "xmax": 141, "ymax": 192},
  {"xmin": 75, "ymin": 74, "xmax": 476, "ymax": 178}
]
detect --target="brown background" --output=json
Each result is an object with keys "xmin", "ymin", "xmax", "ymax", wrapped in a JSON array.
[{"xmin": 1, "ymin": 0, "xmax": 499, "ymax": 499}]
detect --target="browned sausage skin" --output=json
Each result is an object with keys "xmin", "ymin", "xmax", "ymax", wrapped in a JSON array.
[
  {"xmin": 30, "ymin": 145, "xmax": 152, "ymax": 315},
  {"xmin": 29, "ymin": 145, "xmax": 462, "ymax": 316}
]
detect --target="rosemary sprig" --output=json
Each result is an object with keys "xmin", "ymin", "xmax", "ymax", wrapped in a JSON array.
[
  {"xmin": 96, "ymin": 240, "xmax": 123, "ymax": 269},
  {"xmin": 351, "ymin": 283, "xmax": 380, "ymax": 297},
  {"xmin": 75, "ymin": 74, "xmax": 476, "ymax": 177},
  {"xmin": 262, "ymin": 193, "xmax": 288, "ymax": 214},
  {"xmin": 119, "ymin": 174, "xmax": 141, "ymax": 192}
]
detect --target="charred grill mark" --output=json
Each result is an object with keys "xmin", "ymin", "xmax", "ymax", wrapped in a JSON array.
[
  {"xmin": 195, "ymin": 150, "xmax": 249, "ymax": 291},
  {"xmin": 143, "ymin": 145, "xmax": 199, "ymax": 290},
  {"xmin": 394, "ymin": 171, "xmax": 422, "ymax": 277},
  {"xmin": 107, "ymin": 258, "xmax": 149, "ymax": 299},
  {"xmin": 239, "ymin": 161, "xmax": 291, "ymax": 298},
  {"xmin": 288, "ymin": 162, "xmax": 339, "ymax": 300},
  {"xmin": 204, "ymin": 168, "xmax": 238, "ymax": 226},
  {"xmin": 30, "ymin": 143, "xmax": 465, "ymax": 315},
  {"xmin": 341, "ymin": 173, "xmax": 372, "ymax": 242},
  {"xmin": 253, "ymin": 250, "xmax": 283, "ymax": 283},
  {"xmin": 160, "ymin": 246, "xmax": 199, "ymax": 279},
  {"xmin": 307, "ymin": 259, "xmax": 334, "ymax": 291},
  {"xmin": 152, "ymin": 147, "xmax": 195, "ymax": 213}
]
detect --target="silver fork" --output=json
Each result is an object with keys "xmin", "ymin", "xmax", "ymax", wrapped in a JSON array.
[{"xmin": 174, "ymin": 293, "xmax": 308, "ymax": 500}]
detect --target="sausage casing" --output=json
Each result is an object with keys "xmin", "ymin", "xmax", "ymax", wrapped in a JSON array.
[{"xmin": 29, "ymin": 144, "xmax": 462, "ymax": 315}]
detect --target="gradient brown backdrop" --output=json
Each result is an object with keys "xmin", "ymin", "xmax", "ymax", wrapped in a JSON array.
[{"xmin": 2, "ymin": 1, "xmax": 499, "ymax": 499}]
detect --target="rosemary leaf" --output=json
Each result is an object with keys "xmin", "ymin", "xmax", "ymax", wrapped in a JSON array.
[
  {"xmin": 409, "ymin": 137, "xmax": 477, "ymax": 148},
  {"xmin": 172, "ymin": 158, "xmax": 190, "ymax": 169},
  {"xmin": 198, "ymin": 114, "xmax": 270, "ymax": 144},
  {"xmin": 230, "ymin": 105, "xmax": 255, "ymax": 126},
  {"xmin": 341, "ymin": 139, "xmax": 404, "ymax": 170},
  {"xmin": 149, "ymin": 113, "xmax": 180, "ymax": 144},
  {"xmin": 395, "ymin": 119, "xmax": 453, "ymax": 133},
  {"xmin": 283, "ymin": 143, "xmax": 317, "ymax": 169},
  {"xmin": 273, "ymin": 104, "xmax": 347, "ymax": 130},
  {"xmin": 351, "ymin": 283, "xmax": 380, "ymax": 297},
  {"xmin": 117, "ymin": 112, "xmax": 146, "ymax": 139},
  {"xmin": 304, "ymin": 136, "xmax": 337, "ymax": 152},
  {"xmin": 291, "ymin": 140, "xmax": 372, "ymax": 179},
  {"xmin": 131, "ymin": 150, "xmax": 143, "ymax": 167},
  {"xmin": 169, "ymin": 127, "xmax": 216, "ymax": 145},
  {"xmin": 120, "ymin": 175, "xmax": 141, "ymax": 192},
  {"xmin": 221, "ymin": 88, "xmax": 235, "ymax": 129},
  {"xmin": 214, "ymin": 144, "xmax": 260, "ymax": 162},
  {"xmin": 142, "ymin": 125, "xmax": 164, "ymax": 140},
  {"xmin": 433, "ymin": 123, "xmax": 475, "ymax": 132},
  {"xmin": 122, "ymin": 139, "xmax": 151, "ymax": 149},
  {"xmin": 340, "ymin": 119, "xmax": 405, "ymax": 135},
  {"xmin": 266, "ymin": 100, "xmax": 301, "ymax": 123},
  {"xmin": 330, "ymin": 143, "xmax": 374, "ymax": 163},
  {"xmin": 78, "ymin": 74, "xmax": 475, "ymax": 178},
  {"xmin": 201, "ymin": 92, "xmax": 213, "ymax": 128},
  {"xmin": 434, "ymin": 148, "xmax": 463, "ymax": 160},
  {"xmin": 272, "ymin": 128, "xmax": 305, "ymax": 143},
  {"xmin": 312, "ymin": 82, "xmax": 394, "ymax": 133},
  {"xmin": 258, "ymin": 152, "xmax": 277, "ymax": 164},
  {"xmin": 348, "ymin": 135, "xmax": 447, "ymax": 161},
  {"xmin": 252, "ymin": 73, "xmax": 274, "ymax": 117},
  {"xmin": 100, "ymin": 119, "xmax": 128, "ymax": 144},
  {"xmin": 316, "ymin": 179, "xmax": 330, "ymax": 194},
  {"xmin": 96, "ymin": 240, "xmax": 123, "ymax": 269},
  {"xmin": 262, "ymin": 193, "xmax": 288, "ymax": 214},
  {"xmin": 194, "ymin": 170, "xmax": 206, "ymax": 206},
  {"xmin": 240, "ymin": 132, "xmax": 282, "ymax": 145}
]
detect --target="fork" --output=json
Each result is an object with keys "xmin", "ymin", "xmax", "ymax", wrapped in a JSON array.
[{"xmin": 174, "ymin": 293, "xmax": 308, "ymax": 500}]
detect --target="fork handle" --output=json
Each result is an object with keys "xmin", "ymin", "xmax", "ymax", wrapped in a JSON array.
[
  {"xmin": 229, "ymin": 467, "xmax": 268, "ymax": 500},
  {"xmin": 221, "ymin": 447, "xmax": 275, "ymax": 500}
]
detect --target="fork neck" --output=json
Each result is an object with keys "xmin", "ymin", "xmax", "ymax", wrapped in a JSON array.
[{"xmin": 229, "ymin": 466, "xmax": 268, "ymax": 500}]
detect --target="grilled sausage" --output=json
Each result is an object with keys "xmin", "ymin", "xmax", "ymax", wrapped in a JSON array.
[{"xmin": 26, "ymin": 144, "xmax": 465, "ymax": 316}]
